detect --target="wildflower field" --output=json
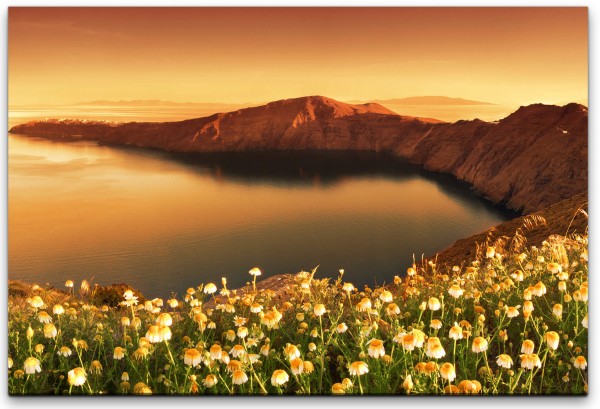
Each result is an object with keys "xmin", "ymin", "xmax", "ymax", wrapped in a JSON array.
[{"xmin": 8, "ymin": 231, "xmax": 588, "ymax": 395}]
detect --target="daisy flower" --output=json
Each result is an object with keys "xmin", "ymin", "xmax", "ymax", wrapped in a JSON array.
[
  {"xmin": 230, "ymin": 344, "xmax": 246, "ymax": 358},
  {"xmin": 284, "ymin": 344, "xmax": 301, "ymax": 360},
  {"xmin": 52, "ymin": 304, "xmax": 65, "ymax": 315},
  {"xmin": 210, "ymin": 344, "xmax": 222, "ymax": 360},
  {"xmin": 367, "ymin": 339, "xmax": 385, "ymax": 358},
  {"xmin": 232, "ymin": 370, "xmax": 248, "ymax": 385},
  {"xmin": 553, "ymin": 304, "xmax": 563, "ymax": 319},
  {"xmin": 113, "ymin": 347, "xmax": 126, "ymax": 360},
  {"xmin": 430, "ymin": 319, "xmax": 442, "ymax": 330},
  {"xmin": 348, "ymin": 361, "xmax": 369, "ymax": 376},
  {"xmin": 496, "ymin": 354, "xmax": 513, "ymax": 369},
  {"xmin": 574, "ymin": 356, "xmax": 587, "ymax": 370},
  {"xmin": 67, "ymin": 367, "xmax": 87, "ymax": 386},
  {"xmin": 37, "ymin": 311, "xmax": 52, "ymax": 324},
  {"xmin": 506, "ymin": 305, "xmax": 520, "ymax": 318},
  {"xmin": 386, "ymin": 303, "xmax": 400, "ymax": 316},
  {"xmin": 203, "ymin": 374, "xmax": 218, "ymax": 388},
  {"xmin": 439, "ymin": 362, "xmax": 456, "ymax": 382},
  {"xmin": 156, "ymin": 313, "xmax": 173, "ymax": 327},
  {"xmin": 133, "ymin": 382, "xmax": 152, "ymax": 395},
  {"xmin": 145, "ymin": 325, "xmax": 162, "ymax": 343},
  {"xmin": 331, "ymin": 383, "xmax": 345, "ymax": 394},
  {"xmin": 472, "ymin": 337, "xmax": 488, "ymax": 353},
  {"xmin": 428, "ymin": 297, "xmax": 441, "ymax": 311},
  {"xmin": 43, "ymin": 323, "xmax": 57, "ymax": 339},
  {"xmin": 401, "ymin": 333, "xmax": 415, "ymax": 351},
  {"xmin": 271, "ymin": 369, "xmax": 290, "ymax": 387},
  {"xmin": 233, "ymin": 316, "xmax": 247, "ymax": 327},
  {"xmin": 237, "ymin": 326, "xmax": 249, "ymax": 339},
  {"xmin": 545, "ymin": 331, "xmax": 560, "ymax": 350},
  {"xmin": 403, "ymin": 375, "xmax": 413, "ymax": 392},
  {"xmin": 379, "ymin": 290, "xmax": 393, "ymax": 303},
  {"xmin": 23, "ymin": 357, "xmax": 41, "ymax": 374},
  {"xmin": 203, "ymin": 283, "xmax": 217, "ymax": 294},
  {"xmin": 356, "ymin": 298, "xmax": 372, "ymax": 312},
  {"xmin": 448, "ymin": 284, "xmax": 464, "ymax": 298},
  {"xmin": 313, "ymin": 304, "xmax": 326, "ymax": 317},
  {"xmin": 521, "ymin": 340, "xmax": 535, "ymax": 354},
  {"xmin": 342, "ymin": 283, "xmax": 355, "ymax": 293},
  {"xmin": 58, "ymin": 346, "xmax": 72, "ymax": 357},
  {"xmin": 249, "ymin": 267, "xmax": 262, "ymax": 277},
  {"xmin": 30, "ymin": 296, "xmax": 45, "ymax": 309},
  {"xmin": 184, "ymin": 348, "xmax": 202, "ymax": 367},
  {"xmin": 290, "ymin": 358, "xmax": 304, "ymax": 375},
  {"xmin": 426, "ymin": 337, "xmax": 446, "ymax": 359},
  {"xmin": 520, "ymin": 354, "xmax": 542, "ymax": 370},
  {"xmin": 449, "ymin": 323, "xmax": 463, "ymax": 340}
]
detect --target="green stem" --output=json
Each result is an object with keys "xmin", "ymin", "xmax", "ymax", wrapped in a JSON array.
[
  {"xmin": 484, "ymin": 350, "xmax": 491, "ymax": 378},
  {"xmin": 453, "ymin": 339, "xmax": 457, "ymax": 369},
  {"xmin": 510, "ymin": 369, "xmax": 523, "ymax": 394},
  {"xmin": 574, "ymin": 301, "xmax": 579, "ymax": 335},
  {"xmin": 164, "ymin": 341, "xmax": 179, "ymax": 393},
  {"xmin": 538, "ymin": 348, "xmax": 549, "ymax": 394},
  {"xmin": 527, "ymin": 369, "xmax": 534, "ymax": 395},
  {"xmin": 216, "ymin": 372, "xmax": 232, "ymax": 394},
  {"xmin": 251, "ymin": 371, "xmax": 268, "ymax": 394},
  {"xmin": 318, "ymin": 315, "xmax": 325, "ymax": 393}
]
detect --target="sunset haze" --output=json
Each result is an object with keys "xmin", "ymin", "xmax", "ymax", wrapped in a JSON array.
[{"xmin": 8, "ymin": 7, "xmax": 588, "ymax": 108}]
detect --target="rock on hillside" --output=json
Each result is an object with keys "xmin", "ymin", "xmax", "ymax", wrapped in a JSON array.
[
  {"xmin": 408, "ymin": 103, "xmax": 588, "ymax": 213},
  {"xmin": 430, "ymin": 192, "xmax": 588, "ymax": 268},
  {"xmin": 7, "ymin": 95, "xmax": 440, "ymax": 154}
]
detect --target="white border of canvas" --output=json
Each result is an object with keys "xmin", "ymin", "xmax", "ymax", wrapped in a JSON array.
[{"xmin": 0, "ymin": 1, "xmax": 595, "ymax": 409}]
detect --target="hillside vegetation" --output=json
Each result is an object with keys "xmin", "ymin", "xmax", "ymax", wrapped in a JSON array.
[{"xmin": 8, "ymin": 228, "xmax": 588, "ymax": 395}]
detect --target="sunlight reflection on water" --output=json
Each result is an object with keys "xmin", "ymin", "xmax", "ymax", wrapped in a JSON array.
[{"xmin": 8, "ymin": 130, "xmax": 515, "ymax": 298}]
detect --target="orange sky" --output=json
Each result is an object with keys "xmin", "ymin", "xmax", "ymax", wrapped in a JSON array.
[{"xmin": 8, "ymin": 7, "xmax": 588, "ymax": 107}]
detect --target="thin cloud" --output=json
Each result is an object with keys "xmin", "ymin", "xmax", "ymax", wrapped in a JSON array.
[{"xmin": 14, "ymin": 20, "xmax": 135, "ymax": 41}]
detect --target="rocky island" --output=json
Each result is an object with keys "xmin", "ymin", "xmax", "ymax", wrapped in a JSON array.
[{"xmin": 10, "ymin": 95, "xmax": 587, "ymax": 214}]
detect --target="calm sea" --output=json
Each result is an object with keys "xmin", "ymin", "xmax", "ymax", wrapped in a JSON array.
[{"xmin": 8, "ymin": 111, "xmax": 515, "ymax": 298}]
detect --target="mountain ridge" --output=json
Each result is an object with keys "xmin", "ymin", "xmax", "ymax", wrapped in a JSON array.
[
  {"xmin": 71, "ymin": 95, "xmax": 493, "ymax": 107},
  {"xmin": 9, "ymin": 95, "xmax": 587, "ymax": 214},
  {"xmin": 352, "ymin": 96, "xmax": 495, "ymax": 106}
]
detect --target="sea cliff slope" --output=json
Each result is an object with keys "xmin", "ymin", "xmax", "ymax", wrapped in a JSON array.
[{"xmin": 10, "ymin": 96, "xmax": 587, "ymax": 213}]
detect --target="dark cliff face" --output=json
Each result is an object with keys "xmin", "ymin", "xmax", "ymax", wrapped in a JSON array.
[
  {"xmin": 408, "ymin": 103, "xmax": 588, "ymax": 213},
  {"xmin": 431, "ymin": 192, "xmax": 588, "ymax": 268},
  {"xmin": 9, "ymin": 96, "xmax": 587, "ymax": 214}
]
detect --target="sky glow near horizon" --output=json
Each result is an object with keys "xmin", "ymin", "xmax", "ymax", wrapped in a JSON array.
[{"xmin": 8, "ymin": 7, "xmax": 588, "ymax": 108}]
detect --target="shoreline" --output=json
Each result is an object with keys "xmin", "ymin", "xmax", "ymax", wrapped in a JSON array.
[
  {"xmin": 9, "ymin": 192, "xmax": 587, "ymax": 303},
  {"xmin": 9, "ymin": 97, "xmax": 588, "ymax": 214},
  {"xmin": 7, "ymin": 97, "xmax": 588, "ymax": 298}
]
